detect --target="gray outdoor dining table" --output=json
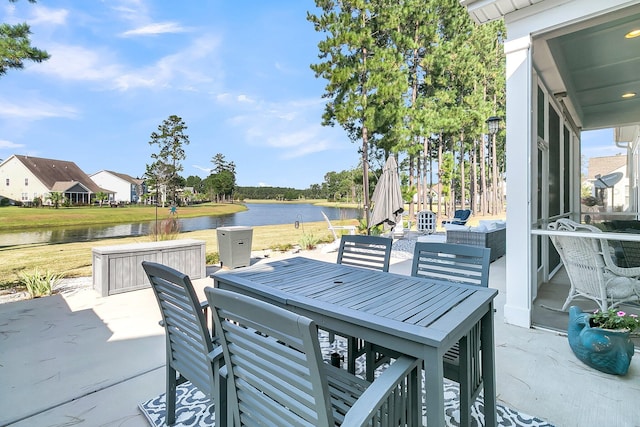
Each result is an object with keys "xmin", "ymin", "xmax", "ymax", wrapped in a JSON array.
[{"xmin": 212, "ymin": 256, "xmax": 498, "ymax": 427}]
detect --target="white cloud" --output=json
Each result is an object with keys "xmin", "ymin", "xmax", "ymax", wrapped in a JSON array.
[
  {"xmin": 121, "ymin": 22, "xmax": 190, "ymax": 37},
  {"xmin": 30, "ymin": 33, "xmax": 221, "ymax": 93},
  {"xmin": 237, "ymin": 94, "xmax": 256, "ymax": 104},
  {"xmin": 114, "ymin": 35, "xmax": 221, "ymax": 91},
  {"xmin": 0, "ymin": 99, "xmax": 78, "ymax": 120},
  {"xmin": 267, "ymin": 132, "xmax": 332, "ymax": 159},
  {"xmin": 258, "ymin": 182, "xmax": 270, "ymax": 187},
  {"xmin": 221, "ymin": 93, "xmax": 340, "ymax": 160},
  {"xmin": 0, "ymin": 140, "xmax": 24, "ymax": 149},
  {"xmin": 192, "ymin": 165, "xmax": 212, "ymax": 175},
  {"xmin": 274, "ymin": 61, "xmax": 296, "ymax": 74},
  {"xmin": 30, "ymin": 6, "xmax": 68, "ymax": 26},
  {"xmin": 265, "ymin": 130, "xmax": 314, "ymax": 149},
  {"xmin": 110, "ymin": 0, "xmax": 149, "ymax": 24},
  {"xmin": 34, "ymin": 44, "xmax": 123, "ymax": 82}
]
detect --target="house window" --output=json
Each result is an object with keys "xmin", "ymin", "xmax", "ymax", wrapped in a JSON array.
[
  {"xmin": 25, "ymin": 178, "xmax": 28, "ymax": 186},
  {"xmin": 5, "ymin": 178, "xmax": 8, "ymax": 186}
]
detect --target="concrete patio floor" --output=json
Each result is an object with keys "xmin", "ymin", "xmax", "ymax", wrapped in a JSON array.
[{"xmin": 1, "ymin": 249, "xmax": 639, "ymax": 427}]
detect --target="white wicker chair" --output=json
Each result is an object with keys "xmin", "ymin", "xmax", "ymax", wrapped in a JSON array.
[{"xmin": 548, "ymin": 218, "xmax": 640, "ymax": 311}]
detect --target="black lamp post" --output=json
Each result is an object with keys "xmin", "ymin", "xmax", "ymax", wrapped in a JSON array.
[
  {"xmin": 486, "ymin": 116, "xmax": 502, "ymax": 214},
  {"xmin": 486, "ymin": 116, "xmax": 502, "ymax": 136}
]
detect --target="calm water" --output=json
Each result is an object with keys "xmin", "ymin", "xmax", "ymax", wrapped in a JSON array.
[{"xmin": 0, "ymin": 204, "xmax": 362, "ymax": 247}]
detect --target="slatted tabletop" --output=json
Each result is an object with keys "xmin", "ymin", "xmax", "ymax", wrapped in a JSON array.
[{"xmin": 212, "ymin": 256, "xmax": 498, "ymax": 427}]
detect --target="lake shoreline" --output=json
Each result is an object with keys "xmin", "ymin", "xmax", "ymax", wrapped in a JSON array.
[
  {"xmin": 0, "ymin": 201, "xmax": 362, "ymax": 246},
  {"xmin": 0, "ymin": 216, "xmax": 360, "ymax": 288}
]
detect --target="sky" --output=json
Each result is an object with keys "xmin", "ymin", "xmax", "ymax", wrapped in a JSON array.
[
  {"xmin": 1, "ymin": 1, "xmax": 623, "ymax": 191},
  {"xmin": 582, "ymin": 128, "xmax": 624, "ymax": 158},
  {"xmin": 0, "ymin": 1, "xmax": 360, "ymax": 189}
]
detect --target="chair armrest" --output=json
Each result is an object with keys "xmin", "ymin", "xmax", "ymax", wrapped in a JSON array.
[
  {"xmin": 342, "ymin": 356, "xmax": 420, "ymax": 426},
  {"xmin": 600, "ymin": 240, "xmax": 640, "ymax": 277},
  {"xmin": 605, "ymin": 263, "xmax": 640, "ymax": 277},
  {"xmin": 208, "ymin": 346, "xmax": 224, "ymax": 363}
]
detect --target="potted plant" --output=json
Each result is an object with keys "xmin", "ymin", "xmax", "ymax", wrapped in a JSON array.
[{"xmin": 568, "ymin": 306, "xmax": 639, "ymax": 375}]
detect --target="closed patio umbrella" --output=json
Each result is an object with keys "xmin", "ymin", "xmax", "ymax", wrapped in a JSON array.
[{"xmin": 369, "ymin": 155, "xmax": 404, "ymax": 230}]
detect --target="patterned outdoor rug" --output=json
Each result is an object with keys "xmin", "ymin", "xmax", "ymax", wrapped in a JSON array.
[{"xmin": 140, "ymin": 334, "xmax": 555, "ymax": 427}]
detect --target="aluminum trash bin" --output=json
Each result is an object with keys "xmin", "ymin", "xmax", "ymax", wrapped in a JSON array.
[{"xmin": 217, "ymin": 226, "xmax": 253, "ymax": 269}]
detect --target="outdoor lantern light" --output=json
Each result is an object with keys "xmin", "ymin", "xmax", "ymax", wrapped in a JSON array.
[{"xmin": 486, "ymin": 116, "xmax": 502, "ymax": 135}]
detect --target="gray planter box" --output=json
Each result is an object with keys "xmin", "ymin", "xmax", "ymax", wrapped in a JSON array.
[{"xmin": 92, "ymin": 239, "xmax": 206, "ymax": 296}]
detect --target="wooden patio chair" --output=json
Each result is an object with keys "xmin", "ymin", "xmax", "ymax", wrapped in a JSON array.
[
  {"xmin": 337, "ymin": 234, "xmax": 393, "ymax": 272},
  {"xmin": 205, "ymin": 287, "xmax": 421, "ymax": 427},
  {"xmin": 334, "ymin": 234, "xmax": 393, "ymax": 373},
  {"xmin": 142, "ymin": 261, "xmax": 224, "ymax": 426},
  {"xmin": 366, "ymin": 242, "xmax": 490, "ymax": 427},
  {"xmin": 548, "ymin": 218, "xmax": 640, "ymax": 311}
]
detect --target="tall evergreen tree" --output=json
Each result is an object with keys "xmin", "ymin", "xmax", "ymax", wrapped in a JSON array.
[
  {"xmin": 145, "ymin": 115, "xmax": 189, "ymax": 207},
  {"xmin": 308, "ymin": 0, "xmax": 408, "ymax": 226}
]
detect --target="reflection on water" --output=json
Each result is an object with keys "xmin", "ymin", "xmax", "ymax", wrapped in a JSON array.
[{"xmin": 0, "ymin": 204, "xmax": 361, "ymax": 247}]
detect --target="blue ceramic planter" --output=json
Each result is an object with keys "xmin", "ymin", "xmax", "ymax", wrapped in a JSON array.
[{"xmin": 568, "ymin": 306, "xmax": 634, "ymax": 375}]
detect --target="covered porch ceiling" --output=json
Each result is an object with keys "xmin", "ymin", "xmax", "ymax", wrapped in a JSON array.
[{"xmin": 462, "ymin": 0, "xmax": 640, "ymax": 131}]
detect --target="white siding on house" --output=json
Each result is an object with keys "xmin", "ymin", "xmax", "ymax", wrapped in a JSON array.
[
  {"xmin": 90, "ymin": 171, "xmax": 135, "ymax": 203},
  {"xmin": 0, "ymin": 157, "xmax": 49, "ymax": 203}
]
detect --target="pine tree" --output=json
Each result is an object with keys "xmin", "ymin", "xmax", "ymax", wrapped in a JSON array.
[
  {"xmin": 309, "ymin": 0, "xmax": 408, "ymax": 226},
  {"xmin": 0, "ymin": 0, "xmax": 49, "ymax": 76},
  {"xmin": 146, "ymin": 115, "xmax": 189, "ymax": 207}
]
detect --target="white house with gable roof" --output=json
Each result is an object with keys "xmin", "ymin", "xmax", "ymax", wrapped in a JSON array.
[{"xmin": 90, "ymin": 170, "xmax": 145, "ymax": 204}]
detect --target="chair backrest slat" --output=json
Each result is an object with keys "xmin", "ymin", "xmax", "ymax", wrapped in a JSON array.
[
  {"xmin": 142, "ymin": 261, "xmax": 215, "ymax": 398},
  {"xmin": 337, "ymin": 234, "xmax": 393, "ymax": 272},
  {"xmin": 207, "ymin": 287, "xmax": 334, "ymax": 427},
  {"xmin": 411, "ymin": 242, "xmax": 490, "ymax": 287}
]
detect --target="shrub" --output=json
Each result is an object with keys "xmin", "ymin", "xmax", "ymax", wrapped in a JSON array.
[
  {"xmin": 149, "ymin": 217, "xmax": 181, "ymax": 241},
  {"xmin": 206, "ymin": 252, "xmax": 220, "ymax": 265},
  {"xmin": 299, "ymin": 233, "xmax": 319, "ymax": 250},
  {"xmin": 270, "ymin": 243, "xmax": 294, "ymax": 252},
  {"xmin": 18, "ymin": 269, "xmax": 64, "ymax": 298},
  {"xmin": 357, "ymin": 218, "xmax": 382, "ymax": 235}
]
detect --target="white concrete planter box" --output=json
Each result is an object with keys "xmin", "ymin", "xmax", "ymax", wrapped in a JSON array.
[{"xmin": 92, "ymin": 239, "xmax": 206, "ymax": 296}]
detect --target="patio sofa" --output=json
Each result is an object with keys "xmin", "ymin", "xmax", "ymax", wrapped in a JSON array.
[{"xmin": 445, "ymin": 220, "xmax": 506, "ymax": 262}]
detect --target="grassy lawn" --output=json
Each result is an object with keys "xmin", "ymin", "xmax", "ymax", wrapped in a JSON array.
[
  {"xmin": 243, "ymin": 198, "xmax": 327, "ymax": 204},
  {"xmin": 0, "ymin": 200, "xmax": 504, "ymax": 291},
  {"xmin": 245, "ymin": 199, "xmax": 360, "ymax": 209},
  {"xmin": 0, "ymin": 203, "xmax": 246, "ymax": 231},
  {"xmin": 0, "ymin": 218, "xmax": 361, "ymax": 289}
]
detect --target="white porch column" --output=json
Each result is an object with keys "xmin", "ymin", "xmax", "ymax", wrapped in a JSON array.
[{"xmin": 503, "ymin": 35, "xmax": 533, "ymax": 328}]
